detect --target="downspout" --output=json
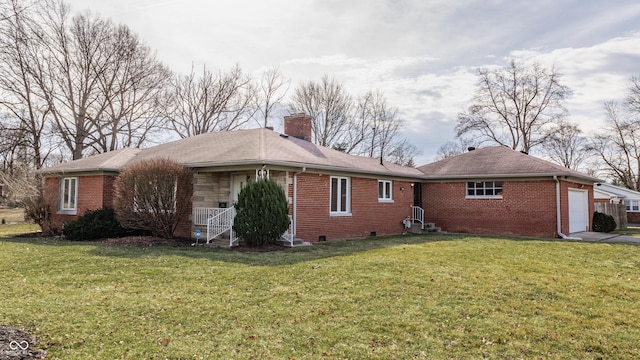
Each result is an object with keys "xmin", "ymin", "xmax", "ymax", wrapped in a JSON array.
[
  {"xmin": 292, "ymin": 167, "xmax": 306, "ymax": 242},
  {"xmin": 554, "ymin": 175, "xmax": 582, "ymax": 240}
]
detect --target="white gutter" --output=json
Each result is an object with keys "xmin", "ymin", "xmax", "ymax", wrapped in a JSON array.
[{"xmin": 554, "ymin": 175, "xmax": 582, "ymax": 240}]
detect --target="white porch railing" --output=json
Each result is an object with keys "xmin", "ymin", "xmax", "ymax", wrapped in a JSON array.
[
  {"xmin": 206, "ymin": 206, "xmax": 236, "ymax": 246},
  {"xmin": 194, "ymin": 207, "xmax": 227, "ymax": 226},
  {"xmin": 280, "ymin": 218, "xmax": 294, "ymax": 246},
  {"xmin": 411, "ymin": 205, "xmax": 424, "ymax": 229}
]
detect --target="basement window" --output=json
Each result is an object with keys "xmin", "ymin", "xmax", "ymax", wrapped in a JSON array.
[{"xmin": 466, "ymin": 181, "xmax": 503, "ymax": 199}]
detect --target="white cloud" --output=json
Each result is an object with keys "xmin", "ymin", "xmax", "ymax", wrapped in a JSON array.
[{"xmin": 64, "ymin": 0, "xmax": 640, "ymax": 164}]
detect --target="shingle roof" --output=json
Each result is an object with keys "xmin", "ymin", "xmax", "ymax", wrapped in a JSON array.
[
  {"xmin": 41, "ymin": 128, "xmax": 424, "ymax": 179},
  {"xmin": 40, "ymin": 147, "xmax": 141, "ymax": 174},
  {"xmin": 417, "ymin": 146, "xmax": 600, "ymax": 182}
]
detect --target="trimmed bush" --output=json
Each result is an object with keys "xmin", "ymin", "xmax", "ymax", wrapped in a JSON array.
[
  {"xmin": 593, "ymin": 211, "xmax": 617, "ymax": 233},
  {"xmin": 62, "ymin": 208, "xmax": 126, "ymax": 241},
  {"xmin": 233, "ymin": 178, "xmax": 290, "ymax": 246}
]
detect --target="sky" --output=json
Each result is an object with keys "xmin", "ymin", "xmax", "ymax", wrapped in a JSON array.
[{"xmin": 65, "ymin": 0, "xmax": 640, "ymax": 165}]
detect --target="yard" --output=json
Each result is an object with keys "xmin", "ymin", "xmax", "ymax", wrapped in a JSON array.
[{"xmin": 1, "ymin": 227, "xmax": 640, "ymax": 358}]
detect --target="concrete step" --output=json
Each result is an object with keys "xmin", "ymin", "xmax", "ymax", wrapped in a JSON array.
[{"xmin": 408, "ymin": 222, "xmax": 442, "ymax": 234}]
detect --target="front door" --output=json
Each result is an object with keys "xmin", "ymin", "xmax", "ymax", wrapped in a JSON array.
[
  {"xmin": 413, "ymin": 182, "xmax": 422, "ymax": 208},
  {"xmin": 232, "ymin": 174, "xmax": 249, "ymax": 204}
]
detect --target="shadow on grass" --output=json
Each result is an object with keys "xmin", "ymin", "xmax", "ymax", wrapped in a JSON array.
[
  {"xmin": 1, "ymin": 233, "xmax": 467, "ymax": 266},
  {"xmin": 4, "ymin": 231, "xmax": 631, "ymax": 267}
]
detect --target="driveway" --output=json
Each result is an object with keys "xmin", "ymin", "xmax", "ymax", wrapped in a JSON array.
[{"xmin": 570, "ymin": 232, "xmax": 640, "ymax": 244}]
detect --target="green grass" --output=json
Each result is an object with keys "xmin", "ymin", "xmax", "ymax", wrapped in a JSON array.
[
  {"xmin": 614, "ymin": 224, "xmax": 640, "ymax": 237},
  {"xmin": 2, "ymin": 234, "xmax": 640, "ymax": 359}
]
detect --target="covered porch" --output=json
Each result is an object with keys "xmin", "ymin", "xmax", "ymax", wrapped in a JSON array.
[{"xmin": 190, "ymin": 168, "xmax": 298, "ymax": 247}]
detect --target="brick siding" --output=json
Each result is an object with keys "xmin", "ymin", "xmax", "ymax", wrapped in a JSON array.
[
  {"xmin": 45, "ymin": 175, "xmax": 117, "ymax": 233},
  {"xmin": 294, "ymin": 173, "xmax": 414, "ymax": 242},
  {"xmin": 627, "ymin": 212, "xmax": 640, "ymax": 224},
  {"xmin": 422, "ymin": 179, "xmax": 594, "ymax": 238}
]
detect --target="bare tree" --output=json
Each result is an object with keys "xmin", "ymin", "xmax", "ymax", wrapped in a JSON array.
[
  {"xmin": 0, "ymin": 0, "xmax": 52, "ymax": 169},
  {"xmin": 289, "ymin": 75, "xmax": 352, "ymax": 147},
  {"xmin": 2, "ymin": 1, "xmax": 170, "ymax": 160},
  {"xmin": 627, "ymin": 75, "xmax": 640, "ymax": 113},
  {"xmin": 255, "ymin": 65, "xmax": 289, "ymax": 128},
  {"xmin": 434, "ymin": 138, "xmax": 477, "ymax": 161},
  {"xmin": 90, "ymin": 24, "xmax": 172, "ymax": 152},
  {"xmin": 386, "ymin": 139, "xmax": 420, "ymax": 167},
  {"xmin": 456, "ymin": 59, "xmax": 571, "ymax": 154},
  {"xmin": 542, "ymin": 120, "xmax": 589, "ymax": 169},
  {"xmin": 591, "ymin": 100, "xmax": 640, "ymax": 191},
  {"xmin": 167, "ymin": 64, "xmax": 257, "ymax": 138}
]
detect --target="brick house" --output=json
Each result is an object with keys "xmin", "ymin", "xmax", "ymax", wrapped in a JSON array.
[
  {"xmin": 41, "ymin": 114, "xmax": 425, "ymax": 244},
  {"xmin": 40, "ymin": 115, "xmax": 602, "ymax": 243},
  {"xmin": 417, "ymin": 146, "xmax": 600, "ymax": 238}
]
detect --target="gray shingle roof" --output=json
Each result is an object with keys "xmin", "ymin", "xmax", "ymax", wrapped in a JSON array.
[
  {"xmin": 40, "ymin": 147, "xmax": 141, "ymax": 174},
  {"xmin": 417, "ymin": 146, "xmax": 600, "ymax": 182},
  {"xmin": 41, "ymin": 128, "xmax": 424, "ymax": 178}
]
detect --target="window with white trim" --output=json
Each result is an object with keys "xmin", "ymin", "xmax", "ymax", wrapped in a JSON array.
[
  {"xmin": 466, "ymin": 181, "xmax": 503, "ymax": 198},
  {"xmin": 330, "ymin": 176, "xmax": 350, "ymax": 215},
  {"xmin": 378, "ymin": 180, "xmax": 392, "ymax": 202},
  {"xmin": 627, "ymin": 200, "xmax": 640, "ymax": 212},
  {"xmin": 60, "ymin": 177, "xmax": 78, "ymax": 212}
]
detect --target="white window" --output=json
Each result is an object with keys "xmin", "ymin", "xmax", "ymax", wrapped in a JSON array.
[
  {"xmin": 633, "ymin": 200, "xmax": 640, "ymax": 212},
  {"xmin": 467, "ymin": 181, "xmax": 503, "ymax": 198},
  {"xmin": 330, "ymin": 176, "xmax": 350, "ymax": 215},
  {"xmin": 378, "ymin": 180, "xmax": 393, "ymax": 202},
  {"xmin": 60, "ymin": 177, "xmax": 78, "ymax": 212}
]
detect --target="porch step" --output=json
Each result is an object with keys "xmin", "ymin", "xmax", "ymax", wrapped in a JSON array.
[
  {"xmin": 408, "ymin": 222, "xmax": 442, "ymax": 234},
  {"xmin": 276, "ymin": 238, "xmax": 312, "ymax": 247}
]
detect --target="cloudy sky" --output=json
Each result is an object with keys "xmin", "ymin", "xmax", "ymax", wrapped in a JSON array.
[{"xmin": 66, "ymin": 0, "xmax": 640, "ymax": 165}]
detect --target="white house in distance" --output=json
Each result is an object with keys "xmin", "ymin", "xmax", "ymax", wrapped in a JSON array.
[{"xmin": 594, "ymin": 183, "xmax": 640, "ymax": 224}]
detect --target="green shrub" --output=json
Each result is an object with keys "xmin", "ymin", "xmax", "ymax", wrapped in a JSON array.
[
  {"xmin": 593, "ymin": 211, "xmax": 617, "ymax": 233},
  {"xmin": 233, "ymin": 178, "xmax": 290, "ymax": 246},
  {"xmin": 63, "ymin": 208, "xmax": 126, "ymax": 241}
]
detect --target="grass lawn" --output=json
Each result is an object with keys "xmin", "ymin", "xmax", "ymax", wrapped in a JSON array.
[
  {"xmin": 614, "ymin": 224, "xmax": 640, "ymax": 237},
  {"xmin": 2, "ymin": 233, "xmax": 640, "ymax": 359}
]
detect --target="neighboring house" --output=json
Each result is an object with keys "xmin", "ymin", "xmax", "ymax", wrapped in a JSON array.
[
  {"xmin": 595, "ymin": 183, "xmax": 640, "ymax": 224},
  {"xmin": 41, "ymin": 114, "xmax": 425, "ymax": 244},
  {"xmin": 416, "ymin": 146, "xmax": 601, "ymax": 238}
]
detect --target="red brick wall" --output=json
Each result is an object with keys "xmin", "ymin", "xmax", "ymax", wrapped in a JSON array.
[
  {"xmin": 628, "ymin": 212, "xmax": 640, "ymax": 224},
  {"xmin": 421, "ymin": 179, "xmax": 594, "ymax": 238},
  {"xmin": 45, "ymin": 173, "xmax": 193, "ymax": 238},
  {"xmin": 294, "ymin": 173, "xmax": 414, "ymax": 242},
  {"xmin": 45, "ymin": 175, "xmax": 117, "ymax": 232},
  {"xmin": 173, "ymin": 174, "xmax": 193, "ymax": 238},
  {"xmin": 284, "ymin": 114, "xmax": 312, "ymax": 141}
]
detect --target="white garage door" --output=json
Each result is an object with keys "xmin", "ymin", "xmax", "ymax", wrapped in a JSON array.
[{"xmin": 568, "ymin": 189, "xmax": 588, "ymax": 233}]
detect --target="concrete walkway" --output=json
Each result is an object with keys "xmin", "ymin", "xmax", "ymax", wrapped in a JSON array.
[{"xmin": 570, "ymin": 232, "xmax": 640, "ymax": 244}]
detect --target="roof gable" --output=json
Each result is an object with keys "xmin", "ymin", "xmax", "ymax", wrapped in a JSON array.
[
  {"xmin": 595, "ymin": 183, "xmax": 640, "ymax": 199},
  {"xmin": 417, "ymin": 146, "xmax": 600, "ymax": 182}
]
